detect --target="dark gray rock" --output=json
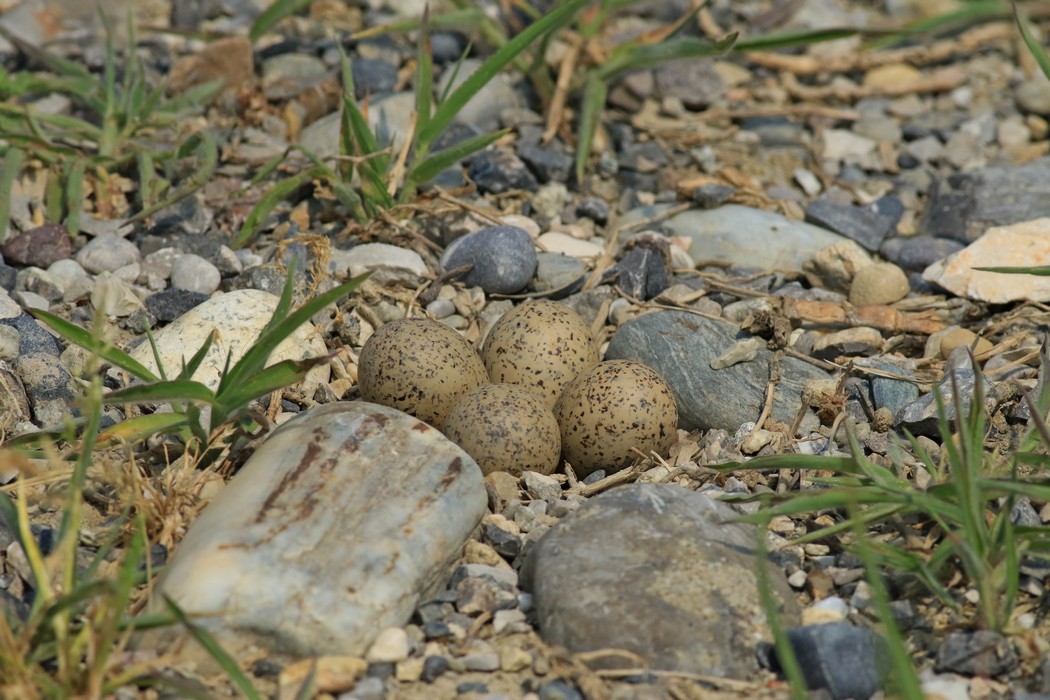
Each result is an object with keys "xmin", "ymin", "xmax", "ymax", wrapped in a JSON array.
[
  {"xmin": 145, "ymin": 288, "xmax": 211, "ymax": 323},
  {"xmin": 440, "ymin": 225, "xmax": 537, "ymax": 294},
  {"xmin": 893, "ymin": 367, "xmax": 988, "ymax": 438},
  {"xmin": 920, "ymin": 158, "xmax": 1050, "ymax": 242},
  {"xmin": 429, "ymin": 32, "xmax": 467, "ymax": 64},
  {"xmin": 691, "ymin": 183, "xmax": 735, "ymax": 209},
  {"xmin": 517, "ymin": 133, "xmax": 573, "ymax": 184},
  {"xmin": 611, "ymin": 234, "xmax": 671, "ymax": 300},
  {"xmin": 618, "ymin": 140, "xmax": 668, "ymax": 172},
  {"xmin": 467, "ymin": 149, "xmax": 539, "ymax": 194},
  {"xmin": 771, "ymin": 623, "xmax": 890, "ymax": 700},
  {"xmin": 879, "ymin": 236, "xmax": 966, "ymax": 272},
  {"xmin": 804, "ymin": 198, "xmax": 896, "ymax": 252},
  {"xmin": 935, "ymin": 630, "xmax": 1018, "ymax": 677},
  {"xmin": 0, "ymin": 309, "xmax": 78, "ymax": 427},
  {"xmin": 521, "ymin": 483, "xmax": 800, "ymax": 678},
  {"xmin": 867, "ymin": 361, "xmax": 920, "ymax": 416},
  {"xmin": 351, "ymin": 58, "xmax": 398, "ymax": 99},
  {"xmin": 605, "ymin": 310, "xmax": 829, "ymax": 431},
  {"xmin": 653, "ymin": 58, "xmax": 725, "ymax": 110},
  {"xmin": 575, "ymin": 198, "xmax": 609, "ymax": 225}
]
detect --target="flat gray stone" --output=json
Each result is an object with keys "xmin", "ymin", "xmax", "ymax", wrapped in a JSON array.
[
  {"xmin": 605, "ymin": 310, "xmax": 829, "ymax": 431},
  {"xmin": 329, "ymin": 243, "xmax": 428, "ymax": 287},
  {"xmin": 141, "ymin": 401, "xmax": 486, "ymax": 664},
  {"xmin": 920, "ymin": 157, "xmax": 1050, "ymax": 243},
  {"xmin": 521, "ymin": 484, "xmax": 800, "ymax": 678},
  {"xmin": 662, "ymin": 205, "xmax": 849, "ymax": 271}
]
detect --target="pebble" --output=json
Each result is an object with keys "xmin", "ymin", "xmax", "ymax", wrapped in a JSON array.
[
  {"xmin": 812, "ymin": 327, "xmax": 884, "ymax": 360},
  {"xmin": 329, "ymin": 243, "xmax": 428, "ymax": 287},
  {"xmin": 467, "ymin": 149, "xmax": 539, "ymax": 194},
  {"xmin": 935, "ymin": 630, "xmax": 1018, "ymax": 677},
  {"xmin": 879, "ymin": 235, "xmax": 965, "ymax": 272},
  {"xmin": 170, "ymin": 253, "xmax": 221, "ymax": 295},
  {"xmin": 771, "ymin": 623, "xmax": 889, "ymax": 700},
  {"xmin": 938, "ymin": 328, "xmax": 993, "ymax": 359},
  {"xmin": 128, "ymin": 289, "xmax": 329, "ymax": 391},
  {"xmin": 894, "ymin": 367, "xmax": 984, "ymax": 438},
  {"xmin": 804, "ymin": 198, "xmax": 896, "ymax": 252},
  {"xmin": 0, "ymin": 223, "xmax": 72, "ymax": 267},
  {"xmin": 91, "ymin": 274, "xmax": 144, "ymax": 317},
  {"xmin": 803, "ymin": 240, "xmax": 873, "ymax": 293},
  {"xmin": 522, "ymin": 484, "xmax": 799, "ymax": 678},
  {"xmin": 922, "ymin": 218, "xmax": 1050, "ymax": 302},
  {"xmin": 849, "ymin": 261, "xmax": 910, "ymax": 306},
  {"xmin": 441, "ymin": 226, "xmax": 538, "ymax": 294},
  {"xmin": 530, "ymin": 252, "xmax": 585, "ymax": 296},
  {"xmin": 653, "ymin": 58, "xmax": 725, "ymax": 110},
  {"xmin": 75, "ymin": 234, "xmax": 141, "ymax": 274},
  {"xmin": 605, "ymin": 310, "xmax": 827, "ymax": 431},
  {"xmin": 140, "ymin": 402, "xmax": 486, "ymax": 665},
  {"xmin": 534, "ymin": 233, "xmax": 603, "ymax": 259},
  {"xmin": 920, "ymin": 157, "xmax": 1050, "ymax": 242},
  {"xmin": 0, "ymin": 304, "xmax": 78, "ymax": 427},
  {"xmin": 1016, "ymin": 78, "xmax": 1050, "ymax": 115},
  {"xmin": 144, "ymin": 288, "xmax": 211, "ymax": 323},
  {"xmin": 661, "ymin": 205, "xmax": 848, "ymax": 272},
  {"xmin": 365, "ymin": 627, "xmax": 410, "ymax": 664}
]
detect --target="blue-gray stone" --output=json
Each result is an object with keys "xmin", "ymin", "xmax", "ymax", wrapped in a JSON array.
[
  {"xmin": 773, "ymin": 623, "xmax": 890, "ymax": 700},
  {"xmin": 605, "ymin": 310, "xmax": 829, "ymax": 431},
  {"xmin": 804, "ymin": 198, "xmax": 896, "ymax": 252},
  {"xmin": 530, "ymin": 252, "xmax": 585, "ymax": 297},
  {"xmin": 441, "ymin": 226, "xmax": 537, "ymax": 294},
  {"xmin": 467, "ymin": 150, "xmax": 538, "ymax": 194},
  {"xmin": 866, "ymin": 360, "xmax": 920, "ymax": 416},
  {"xmin": 894, "ymin": 367, "xmax": 987, "ymax": 438},
  {"xmin": 880, "ymin": 236, "xmax": 965, "ymax": 272}
]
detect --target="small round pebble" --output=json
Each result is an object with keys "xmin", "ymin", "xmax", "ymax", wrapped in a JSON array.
[
  {"xmin": 170, "ymin": 253, "xmax": 221, "ymax": 295},
  {"xmin": 75, "ymin": 234, "xmax": 141, "ymax": 274},
  {"xmin": 365, "ymin": 626, "xmax": 410, "ymax": 664},
  {"xmin": 440, "ymin": 225, "xmax": 538, "ymax": 294},
  {"xmin": 848, "ymin": 261, "xmax": 909, "ymax": 306},
  {"xmin": 939, "ymin": 328, "xmax": 993, "ymax": 360}
]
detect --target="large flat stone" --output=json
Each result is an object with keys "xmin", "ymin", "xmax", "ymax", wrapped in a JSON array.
[
  {"xmin": 141, "ymin": 402, "xmax": 487, "ymax": 664},
  {"xmin": 521, "ymin": 484, "xmax": 800, "ymax": 678},
  {"xmin": 605, "ymin": 310, "xmax": 829, "ymax": 432},
  {"xmin": 662, "ymin": 205, "xmax": 848, "ymax": 271}
]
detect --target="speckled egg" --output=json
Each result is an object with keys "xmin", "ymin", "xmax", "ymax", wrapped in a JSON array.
[
  {"xmin": 444, "ymin": 384, "xmax": 561, "ymax": 476},
  {"xmin": 554, "ymin": 360, "xmax": 678, "ymax": 478},
  {"xmin": 481, "ymin": 300, "xmax": 599, "ymax": 408},
  {"xmin": 358, "ymin": 318, "xmax": 487, "ymax": 429}
]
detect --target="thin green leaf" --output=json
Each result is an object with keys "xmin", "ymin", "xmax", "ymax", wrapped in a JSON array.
[
  {"xmin": 232, "ymin": 168, "xmax": 317, "ymax": 249},
  {"xmin": 96, "ymin": 412, "xmax": 190, "ymax": 446},
  {"xmin": 104, "ymin": 379, "xmax": 219, "ymax": 407},
  {"xmin": 406, "ymin": 128, "xmax": 508, "ymax": 187},
  {"xmin": 217, "ymin": 356, "xmax": 334, "ymax": 413},
  {"xmin": 574, "ymin": 76, "xmax": 606, "ymax": 184},
  {"xmin": 596, "ymin": 34, "xmax": 738, "ymax": 81},
  {"xmin": 250, "ymin": 0, "xmax": 313, "ymax": 43},
  {"xmin": 1013, "ymin": 1, "xmax": 1050, "ymax": 81},
  {"xmin": 733, "ymin": 27, "xmax": 859, "ymax": 53},
  {"xmin": 0, "ymin": 147, "xmax": 24, "ymax": 241},
  {"xmin": 27, "ymin": 308, "xmax": 159, "ymax": 382},
  {"xmin": 63, "ymin": 158, "xmax": 84, "ymax": 235},
  {"xmin": 176, "ymin": 330, "xmax": 218, "ymax": 381},
  {"xmin": 417, "ymin": 0, "xmax": 590, "ymax": 153},
  {"xmin": 973, "ymin": 265, "xmax": 1050, "ymax": 276},
  {"xmin": 164, "ymin": 597, "xmax": 263, "ymax": 700},
  {"xmin": 414, "ymin": 7, "xmax": 433, "ymax": 141}
]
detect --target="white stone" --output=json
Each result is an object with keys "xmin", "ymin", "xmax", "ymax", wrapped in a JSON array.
[
  {"xmin": 536, "ymin": 232, "xmax": 604, "ymax": 259},
  {"xmin": 128, "ymin": 289, "xmax": 329, "ymax": 389},
  {"xmin": 170, "ymin": 253, "xmax": 221, "ymax": 295},
  {"xmin": 329, "ymin": 243, "xmax": 428, "ymax": 287},
  {"xmin": 91, "ymin": 273, "xmax": 144, "ymax": 317},
  {"xmin": 366, "ymin": 627, "xmax": 410, "ymax": 663},
  {"xmin": 138, "ymin": 402, "xmax": 486, "ymax": 665},
  {"xmin": 922, "ymin": 218, "xmax": 1050, "ymax": 303}
]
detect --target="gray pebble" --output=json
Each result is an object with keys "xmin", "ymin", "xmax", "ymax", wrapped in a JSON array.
[
  {"xmin": 75, "ymin": 234, "xmax": 141, "ymax": 274},
  {"xmin": 441, "ymin": 226, "xmax": 537, "ymax": 294}
]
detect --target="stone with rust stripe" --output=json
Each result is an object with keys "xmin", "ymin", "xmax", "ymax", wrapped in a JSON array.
[{"xmin": 139, "ymin": 401, "xmax": 486, "ymax": 665}]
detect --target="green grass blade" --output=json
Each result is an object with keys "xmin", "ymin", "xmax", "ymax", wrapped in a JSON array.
[
  {"xmin": 754, "ymin": 523, "xmax": 808, "ymax": 699},
  {"xmin": 250, "ymin": 0, "xmax": 313, "ymax": 43},
  {"xmin": 973, "ymin": 265, "xmax": 1050, "ymax": 275},
  {"xmin": 163, "ymin": 597, "xmax": 263, "ymax": 700},
  {"xmin": 733, "ymin": 27, "xmax": 859, "ymax": 52},
  {"xmin": 217, "ymin": 273, "xmax": 370, "ymax": 396},
  {"xmin": 129, "ymin": 130, "xmax": 218, "ymax": 223},
  {"xmin": 27, "ymin": 308, "xmax": 159, "ymax": 382},
  {"xmin": 575, "ymin": 76, "xmax": 606, "ymax": 184},
  {"xmin": 217, "ymin": 357, "xmax": 333, "ymax": 411},
  {"xmin": 596, "ymin": 34, "xmax": 738, "ymax": 81},
  {"xmin": 232, "ymin": 168, "xmax": 317, "ymax": 249},
  {"xmin": 416, "ymin": 0, "xmax": 590, "ymax": 153},
  {"xmin": 0, "ymin": 147, "xmax": 24, "ymax": 241},
  {"xmin": 414, "ymin": 7, "xmax": 433, "ymax": 141},
  {"xmin": 104, "ymin": 379, "xmax": 219, "ymax": 406},
  {"xmin": 96, "ymin": 412, "xmax": 190, "ymax": 446},
  {"xmin": 406, "ymin": 128, "xmax": 508, "ymax": 188},
  {"xmin": 1013, "ymin": 1, "xmax": 1050, "ymax": 81},
  {"xmin": 176, "ymin": 330, "xmax": 218, "ymax": 381},
  {"xmin": 63, "ymin": 158, "xmax": 84, "ymax": 235}
]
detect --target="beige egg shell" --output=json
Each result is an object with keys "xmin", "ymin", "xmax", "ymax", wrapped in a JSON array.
[
  {"xmin": 358, "ymin": 318, "xmax": 487, "ymax": 429},
  {"xmin": 481, "ymin": 300, "xmax": 599, "ymax": 408},
  {"xmin": 554, "ymin": 360, "xmax": 678, "ymax": 478},
  {"xmin": 444, "ymin": 384, "xmax": 561, "ymax": 477}
]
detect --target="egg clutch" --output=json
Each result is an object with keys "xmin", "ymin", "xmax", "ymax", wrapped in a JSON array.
[{"xmin": 357, "ymin": 300, "xmax": 678, "ymax": 479}]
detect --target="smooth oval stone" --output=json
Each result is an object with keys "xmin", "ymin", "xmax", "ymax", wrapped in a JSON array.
[
  {"xmin": 773, "ymin": 623, "xmax": 890, "ymax": 700},
  {"xmin": 605, "ymin": 310, "xmax": 829, "ymax": 431},
  {"xmin": 521, "ymin": 483, "xmax": 800, "ymax": 678},
  {"xmin": 441, "ymin": 225, "xmax": 537, "ymax": 294},
  {"xmin": 659, "ymin": 204, "xmax": 848, "ymax": 271},
  {"xmin": 128, "ymin": 289, "xmax": 329, "ymax": 390},
  {"xmin": 141, "ymin": 401, "xmax": 486, "ymax": 663}
]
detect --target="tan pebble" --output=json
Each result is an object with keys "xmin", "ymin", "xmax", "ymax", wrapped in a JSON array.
[
  {"xmin": 873, "ymin": 407, "xmax": 894, "ymax": 433},
  {"xmin": 849, "ymin": 262, "xmax": 910, "ymax": 306},
  {"xmin": 279, "ymin": 656, "xmax": 366, "ymax": 694},
  {"xmin": 395, "ymin": 657, "xmax": 425, "ymax": 682},
  {"xmin": 939, "ymin": 328, "xmax": 993, "ymax": 359},
  {"xmin": 500, "ymin": 647, "xmax": 533, "ymax": 672}
]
